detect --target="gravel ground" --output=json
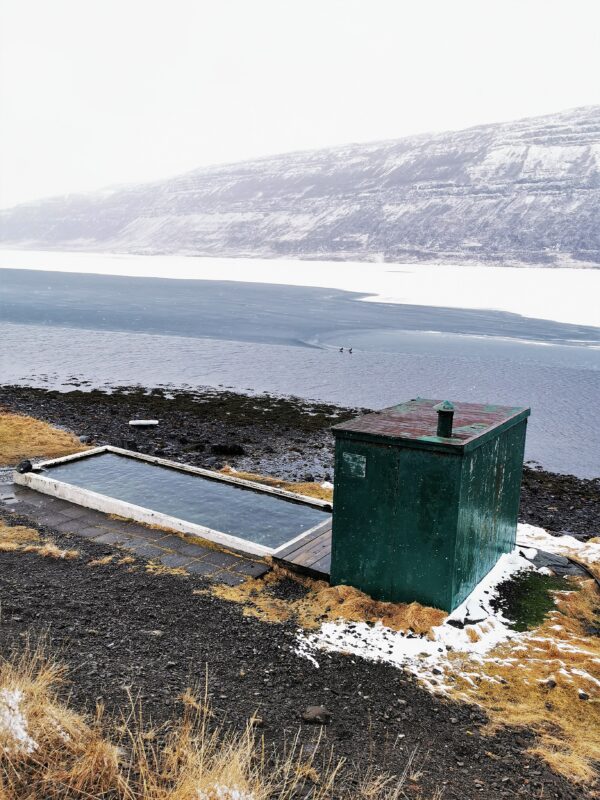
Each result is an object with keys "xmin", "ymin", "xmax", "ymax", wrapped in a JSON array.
[
  {"xmin": 1, "ymin": 384, "xmax": 599, "ymax": 540},
  {"xmin": 0, "ymin": 511, "xmax": 588, "ymax": 800},
  {"xmin": 0, "ymin": 383, "xmax": 598, "ymax": 797}
]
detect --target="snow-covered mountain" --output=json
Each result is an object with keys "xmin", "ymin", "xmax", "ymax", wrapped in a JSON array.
[{"xmin": 2, "ymin": 106, "xmax": 599, "ymax": 265}]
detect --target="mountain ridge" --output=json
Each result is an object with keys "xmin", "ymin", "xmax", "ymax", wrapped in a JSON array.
[{"xmin": 2, "ymin": 105, "xmax": 599, "ymax": 266}]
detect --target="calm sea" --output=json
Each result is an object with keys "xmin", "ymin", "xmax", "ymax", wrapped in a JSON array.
[{"xmin": 1, "ymin": 268, "xmax": 599, "ymax": 477}]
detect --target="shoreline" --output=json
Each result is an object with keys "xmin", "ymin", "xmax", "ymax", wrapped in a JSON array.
[
  {"xmin": 2, "ymin": 248, "xmax": 600, "ymax": 328},
  {"xmin": 0, "ymin": 383, "xmax": 598, "ymax": 797},
  {"xmin": 1, "ymin": 383, "xmax": 598, "ymax": 542}
]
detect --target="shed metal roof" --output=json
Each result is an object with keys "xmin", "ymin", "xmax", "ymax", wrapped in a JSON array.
[{"xmin": 332, "ymin": 398, "xmax": 530, "ymax": 451}]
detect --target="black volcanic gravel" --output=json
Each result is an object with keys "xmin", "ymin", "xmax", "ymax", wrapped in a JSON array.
[
  {"xmin": 0, "ymin": 512, "xmax": 588, "ymax": 800},
  {"xmin": 0, "ymin": 384, "xmax": 598, "ymax": 796},
  {"xmin": 1, "ymin": 384, "xmax": 598, "ymax": 540}
]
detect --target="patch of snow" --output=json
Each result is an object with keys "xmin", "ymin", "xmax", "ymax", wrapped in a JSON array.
[
  {"xmin": 293, "ymin": 637, "xmax": 320, "ymax": 668},
  {"xmin": 296, "ymin": 545, "xmax": 537, "ymax": 691},
  {"xmin": 296, "ymin": 524, "xmax": 600, "ymax": 692},
  {"xmin": 571, "ymin": 669, "xmax": 600, "ymax": 687},
  {"xmin": 197, "ymin": 785, "xmax": 255, "ymax": 800},
  {"xmin": 0, "ymin": 688, "xmax": 37, "ymax": 754},
  {"xmin": 517, "ymin": 523, "xmax": 600, "ymax": 564},
  {"xmin": 320, "ymin": 481, "xmax": 333, "ymax": 489}
]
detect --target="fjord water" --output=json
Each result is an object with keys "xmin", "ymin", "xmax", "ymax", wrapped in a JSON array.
[
  {"xmin": 1, "ymin": 264, "xmax": 599, "ymax": 477},
  {"xmin": 44, "ymin": 453, "xmax": 328, "ymax": 548}
]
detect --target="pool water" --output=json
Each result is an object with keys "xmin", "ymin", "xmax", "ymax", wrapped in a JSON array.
[{"xmin": 44, "ymin": 453, "xmax": 329, "ymax": 549}]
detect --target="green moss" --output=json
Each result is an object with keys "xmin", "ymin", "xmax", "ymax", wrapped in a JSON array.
[{"xmin": 490, "ymin": 569, "xmax": 570, "ymax": 632}]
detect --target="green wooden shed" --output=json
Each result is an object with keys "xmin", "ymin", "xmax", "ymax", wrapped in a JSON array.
[{"xmin": 330, "ymin": 398, "xmax": 530, "ymax": 612}]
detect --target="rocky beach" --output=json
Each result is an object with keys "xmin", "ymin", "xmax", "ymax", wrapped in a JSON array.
[
  {"xmin": 1, "ymin": 384, "xmax": 598, "ymax": 542},
  {"xmin": 1, "ymin": 382, "xmax": 599, "ymax": 797}
]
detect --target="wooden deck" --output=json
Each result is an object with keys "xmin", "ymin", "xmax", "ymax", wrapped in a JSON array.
[{"xmin": 274, "ymin": 518, "xmax": 332, "ymax": 579}]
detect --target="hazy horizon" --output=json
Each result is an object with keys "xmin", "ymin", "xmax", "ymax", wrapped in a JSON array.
[{"xmin": 1, "ymin": 0, "xmax": 599, "ymax": 209}]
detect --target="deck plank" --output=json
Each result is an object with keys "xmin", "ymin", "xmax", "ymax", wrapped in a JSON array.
[
  {"xmin": 311, "ymin": 553, "xmax": 332, "ymax": 574},
  {"xmin": 275, "ymin": 525, "xmax": 332, "ymax": 580},
  {"xmin": 275, "ymin": 519, "xmax": 331, "ymax": 560},
  {"xmin": 285, "ymin": 530, "xmax": 331, "ymax": 565}
]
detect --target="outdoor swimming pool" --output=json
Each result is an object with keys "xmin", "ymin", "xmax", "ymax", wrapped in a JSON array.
[{"xmin": 18, "ymin": 448, "xmax": 330, "ymax": 555}]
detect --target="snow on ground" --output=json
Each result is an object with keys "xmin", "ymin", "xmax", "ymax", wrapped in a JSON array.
[
  {"xmin": 295, "ymin": 524, "xmax": 600, "ymax": 692},
  {"xmin": 1, "ymin": 249, "xmax": 599, "ymax": 329},
  {"xmin": 0, "ymin": 688, "xmax": 38, "ymax": 754},
  {"xmin": 517, "ymin": 523, "xmax": 600, "ymax": 564},
  {"xmin": 197, "ymin": 786, "xmax": 255, "ymax": 800}
]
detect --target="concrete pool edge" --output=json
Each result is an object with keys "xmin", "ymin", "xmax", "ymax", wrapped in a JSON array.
[{"xmin": 13, "ymin": 445, "xmax": 332, "ymax": 559}]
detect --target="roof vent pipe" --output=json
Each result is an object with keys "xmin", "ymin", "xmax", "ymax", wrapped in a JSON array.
[{"xmin": 434, "ymin": 400, "xmax": 455, "ymax": 438}]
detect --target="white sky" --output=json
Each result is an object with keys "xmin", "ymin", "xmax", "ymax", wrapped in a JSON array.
[{"xmin": 1, "ymin": 0, "xmax": 599, "ymax": 209}]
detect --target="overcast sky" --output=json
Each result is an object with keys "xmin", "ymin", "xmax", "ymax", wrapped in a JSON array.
[{"xmin": 1, "ymin": 0, "xmax": 598, "ymax": 208}]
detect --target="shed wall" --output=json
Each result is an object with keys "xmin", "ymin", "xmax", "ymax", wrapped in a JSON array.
[
  {"xmin": 452, "ymin": 419, "xmax": 527, "ymax": 608},
  {"xmin": 331, "ymin": 438, "xmax": 462, "ymax": 609}
]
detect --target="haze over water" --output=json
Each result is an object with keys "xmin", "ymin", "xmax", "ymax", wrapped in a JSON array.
[{"xmin": 1, "ymin": 255, "xmax": 599, "ymax": 478}]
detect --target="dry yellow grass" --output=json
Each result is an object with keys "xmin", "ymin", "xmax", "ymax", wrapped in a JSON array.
[
  {"xmin": 22, "ymin": 542, "xmax": 79, "ymax": 560},
  {"xmin": 449, "ymin": 577, "xmax": 600, "ymax": 784},
  {"xmin": 208, "ymin": 565, "xmax": 445, "ymax": 633},
  {"xmin": 220, "ymin": 466, "xmax": 333, "ymax": 502},
  {"xmin": 0, "ymin": 642, "xmax": 421, "ymax": 800},
  {"xmin": 145, "ymin": 560, "xmax": 189, "ymax": 578},
  {"xmin": 88, "ymin": 554, "xmax": 116, "ymax": 566},
  {"xmin": 107, "ymin": 514, "xmax": 255, "ymax": 561},
  {"xmin": 0, "ymin": 521, "xmax": 78, "ymax": 560},
  {"xmin": 209, "ymin": 561, "xmax": 600, "ymax": 785},
  {"xmin": 0, "ymin": 524, "xmax": 40, "ymax": 549},
  {"xmin": 0, "ymin": 410, "xmax": 85, "ymax": 466}
]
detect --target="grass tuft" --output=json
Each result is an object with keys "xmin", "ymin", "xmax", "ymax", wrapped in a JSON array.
[
  {"xmin": 0, "ymin": 410, "xmax": 85, "ymax": 466},
  {"xmin": 0, "ymin": 521, "xmax": 78, "ymax": 560},
  {"xmin": 452, "ymin": 577, "xmax": 600, "ymax": 784},
  {"xmin": 209, "ymin": 565, "xmax": 445, "ymax": 633},
  {"xmin": 88, "ymin": 555, "xmax": 116, "ymax": 566},
  {"xmin": 220, "ymin": 466, "xmax": 333, "ymax": 502},
  {"xmin": 145, "ymin": 561, "xmax": 188, "ymax": 578},
  {"xmin": 491, "ymin": 570, "xmax": 567, "ymax": 631},
  {"xmin": 0, "ymin": 643, "xmax": 425, "ymax": 799}
]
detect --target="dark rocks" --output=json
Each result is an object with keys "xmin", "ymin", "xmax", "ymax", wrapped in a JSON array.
[
  {"xmin": 301, "ymin": 705, "xmax": 331, "ymax": 724},
  {"xmin": 0, "ymin": 507, "xmax": 588, "ymax": 800},
  {"xmin": 520, "ymin": 467, "xmax": 600, "ymax": 541},
  {"xmin": 211, "ymin": 443, "xmax": 246, "ymax": 456},
  {"xmin": 266, "ymin": 577, "xmax": 310, "ymax": 602},
  {"xmin": 578, "ymin": 690, "xmax": 589, "ymax": 700},
  {"xmin": 79, "ymin": 434, "xmax": 94, "ymax": 444},
  {"xmin": 202, "ymin": 457, "xmax": 223, "ymax": 470},
  {"xmin": 184, "ymin": 441, "xmax": 205, "ymax": 452},
  {"xmin": 527, "ymin": 550, "xmax": 587, "ymax": 577},
  {"xmin": 0, "ymin": 385, "xmax": 356, "ymax": 485},
  {"xmin": 15, "ymin": 459, "xmax": 33, "ymax": 474}
]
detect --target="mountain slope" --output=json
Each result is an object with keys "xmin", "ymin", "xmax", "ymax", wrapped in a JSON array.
[{"xmin": 2, "ymin": 106, "xmax": 599, "ymax": 265}]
